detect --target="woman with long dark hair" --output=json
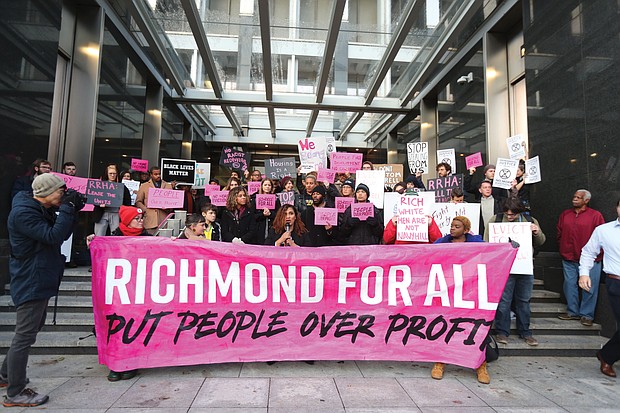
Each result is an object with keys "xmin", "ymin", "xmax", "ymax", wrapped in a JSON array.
[
  {"xmin": 220, "ymin": 187, "xmax": 256, "ymax": 243},
  {"xmin": 251, "ymin": 178, "xmax": 280, "ymax": 245},
  {"xmin": 93, "ymin": 163, "xmax": 131, "ymax": 236},
  {"xmin": 265, "ymin": 204, "xmax": 311, "ymax": 247}
]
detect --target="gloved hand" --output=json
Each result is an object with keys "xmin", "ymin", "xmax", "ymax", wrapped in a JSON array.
[
  {"xmin": 61, "ymin": 189, "xmax": 87, "ymax": 211},
  {"xmin": 232, "ymin": 237, "xmax": 245, "ymax": 244}
]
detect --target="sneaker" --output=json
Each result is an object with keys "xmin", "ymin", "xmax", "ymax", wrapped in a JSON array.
[
  {"xmin": 495, "ymin": 335, "xmax": 509, "ymax": 345},
  {"xmin": 431, "ymin": 362, "xmax": 445, "ymax": 380},
  {"xmin": 524, "ymin": 336, "xmax": 539, "ymax": 346},
  {"xmin": 558, "ymin": 313, "xmax": 580, "ymax": 321},
  {"xmin": 580, "ymin": 317, "xmax": 593, "ymax": 327},
  {"xmin": 0, "ymin": 376, "xmax": 29, "ymax": 388},
  {"xmin": 476, "ymin": 362, "xmax": 490, "ymax": 384},
  {"xmin": 3, "ymin": 388, "xmax": 49, "ymax": 407}
]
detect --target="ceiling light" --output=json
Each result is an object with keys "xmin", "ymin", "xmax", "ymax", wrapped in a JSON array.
[
  {"xmin": 590, "ymin": 152, "xmax": 598, "ymax": 157},
  {"xmin": 570, "ymin": 159, "xmax": 577, "ymax": 163},
  {"xmin": 265, "ymin": 145, "xmax": 269, "ymax": 148},
  {"xmin": 122, "ymin": 154, "xmax": 128, "ymax": 158},
  {"xmin": 105, "ymin": 139, "xmax": 110, "ymax": 142}
]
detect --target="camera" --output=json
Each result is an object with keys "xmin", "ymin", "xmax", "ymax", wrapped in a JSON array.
[{"xmin": 63, "ymin": 188, "xmax": 88, "ymax": 211}]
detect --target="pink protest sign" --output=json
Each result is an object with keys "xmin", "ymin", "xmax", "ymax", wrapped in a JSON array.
[
  {"xmin": 203, "ymin": 184, "xmax": 220, "ymax": 196},
  {"xmin": 351, "ymin": 202, "xmax": 375, "ymax": 221},
  {"xmin": 210, "ymin": 191, "xmax": 229, "ymax": 206},
  {"xmin": 247, "ymin": 181, "xmax": 261, "ymax": 195},
  {"xmin": 131, "ymin": 158, "xmax": 149, "ymax": 173},
  {"xmin": 147, "ymin": 188, "xmax": 184, "ymax": 209},
  {"xmin": 465, "ymin": 152, "xmax": 483, "ymax": 169},
  {"xmin": 330, "ymin": 152, "xmax": 363, "ymax": 173},
  {"xmin": 317, "ymin": 168, "xmax": 336, "ymax": 183},
  {"xmin": 51, "ymin": 172, "xmax": 94, "ymax": 211},
  {"xmin": 314, "ymin": 207, "xmax": 338, "ymax": 225},
  {"xmin": 255, "ymin": 194, "xmax": 276, "ymax": 210},
  {"xmin": 335, "ymin": 197, "xmax": 354, "ymax": 213},
  {"xmin": 277, "ymin": 191, "xmax": 295, "ymax": 206},
  {"xmin": 90, "ymin": 238, "xmax": 516, "ymax": 371}
]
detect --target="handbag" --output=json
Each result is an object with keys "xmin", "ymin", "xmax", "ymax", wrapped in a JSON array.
[{"xmin": 484, "ymin": 334, "xmax": 500, "ymax": 363}]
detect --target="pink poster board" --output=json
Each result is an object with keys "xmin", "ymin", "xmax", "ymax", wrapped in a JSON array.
[
  {"xmin": 203, "ymin": 184, "xmax": 221, "ymax": 196},
  {"xmin": 51, "ymin": 172, "xmax": 94, "ymax": 211},
  {"xmin": 314, "ymin": 208, "xmax": 338, "ymax": 225},
  {"xmin": 330, "ymin": 152, "xmax": 363, "ymax": 173},
  {"xmin": 465, "ymin": 152, "xmax": 483, "ymax": 169},
  {"xmin": 351, "ymin": 202, "xmax": 375, "ymax": 221},
  {"xmin": 147, "ymin": 188, "xmax": 184, "ymax": 209},
  {"xmin": 210, "ymin": 191, "xmax": 229, "ymax": 206},
  {"xmin": 131, "ymin": 158, "xmax": 149, "ymax": 173},
  {"xmin": 255, "ymin": 194, "xmax": 276, "ymax": 210},
  {"xmin": 335, "ymin": 197, "xmax": 354, "ymax": 213},
  {"xmin": 247, "ymin": 181, "xmax": 261, "ymax": 195},
  {"xmin": 90, "ymin": 238, "xmax": 516, "ymax": 371},
  {"xmin": 317, "ymin": 168, "xmax": 336, "ymax": 183}
]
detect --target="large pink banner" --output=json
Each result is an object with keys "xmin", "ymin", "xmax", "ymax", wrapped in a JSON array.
[{"xmin": 90, "ymin": 238, "xmax": 516, "ymax": 371}]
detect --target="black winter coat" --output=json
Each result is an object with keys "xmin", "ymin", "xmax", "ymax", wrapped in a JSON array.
[
  {"xmin": 340, "ymin": 202, "xmax": 384, "ymax": 245},
  {"xmin": 220, "ymin": 207, "xmax": 257, "ymax": 243}
]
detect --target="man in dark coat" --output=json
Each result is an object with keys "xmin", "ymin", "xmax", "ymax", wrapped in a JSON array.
[
  {"xmin": 340, "ymin": 183, "xmax": 383, "ymax": 245},
  {"xmin": 1, "ymin": 174, "xmax": 82, "ymax": 407}
]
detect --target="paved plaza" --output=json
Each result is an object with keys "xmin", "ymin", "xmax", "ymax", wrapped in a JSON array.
[{"xmin": 0, "ymin": 355, "xmax": 617, "ymax": 412}]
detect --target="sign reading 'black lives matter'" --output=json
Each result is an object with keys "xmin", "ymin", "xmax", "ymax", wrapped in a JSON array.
[{"xmin": 161, "ymin": 158, "xmax": 196, "ymax": 186}]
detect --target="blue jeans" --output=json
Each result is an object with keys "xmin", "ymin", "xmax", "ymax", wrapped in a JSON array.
[
  {"xmin": 562, "ymin": 260, "xmax": 601, "ymax": 320},
  {"xmin": 495, "ymin": 274, "xmax": 534, "ymax": 338}
]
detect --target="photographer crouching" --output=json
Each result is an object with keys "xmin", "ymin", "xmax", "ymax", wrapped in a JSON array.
[{"xmin": 1, "ymin": 174, "xmax": 85, "ymax": 407}]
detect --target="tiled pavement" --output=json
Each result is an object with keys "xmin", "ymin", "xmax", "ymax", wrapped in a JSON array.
[{"xmin": 0, "ymin": 355, "xmax": 617, "ymax": 412}]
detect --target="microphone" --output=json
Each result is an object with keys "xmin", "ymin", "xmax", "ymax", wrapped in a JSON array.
[{"xmin": 285, "ymin": 223, "xmax": 291, "ymax": 232}]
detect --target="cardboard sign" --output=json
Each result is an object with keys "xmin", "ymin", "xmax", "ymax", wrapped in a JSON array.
[
  {"xmin": 426, "ymin": 174, "xmax": 463, "ymax": 203},
  {"xmin": 220, "ymin": 147, "xmax": 249, "ymax": 171},
  {"xmin": 147, "ymin": 188, "xmax": 184, "ymax": 209},
  {"xmin": 329, "ymin": 152, "xmax": 363, "ymax": 173},
  {"xmin": 437, "ymin": 149, "xmax": 456, "ymax": 173},
  {"xmin": 431, "ymin": 202, "xmax": 481, "ymax": 236},
  {"xmin": 247, "ymin": 181, "xmax": 261, "ymax": 195},
  {"xmin": 122, "ymin": 180, "xmax": 140, "ymax": 205},
  {"xmin": 506, "ymin": 134, "xmax": 527, "ymax": 160},
  {"xmin": 355, "ymin": 169, "xmax": 386, "ymax": 209},
  {"xmin": 384, "ymin": 191, "xmax": 435, "ymax": 227},
  {"xmin": 203, "ymin": 184, "xmax": 221, "ymax": 196},
  {"xmin": 255, "ymin": 194, "xmax": 276, "ymax": 210},
  {"xmin": 375, "ymin": 164, "xmax": 403, "ymax": 187},
  {"xmin": 90, "ymin": 238, "xmax": 517, "ymax": 370},
  {"xmin": 277, "ymin": 191, "xmax": 296, "ymax": 206},
  {"xmin": 524, "ymin": 156, "xmax": 541, "ymax": 184},
  {"xmin": 86, "ymin": 180, "xmax": 124, "ymax": 207},
  {"xmin": 397, "ymin": 195, "xmax": 429, "ymax": 242},
  {"xmin": 314, "ymin": 207, "xmax": 338, "ymax": 226},
  {"xmin": 264, "ymin": 157, "xmax": 296, "ymax": 180},
  {"xmin": 161, "ymin": 158, "xmax": 196, "ymax": 186},
  {"xmin": 335, "ymin": 197, "xmax": 354, "ymax": 213},
  {"xmin": 493, "ymin": 158, "xmax": 519, "ymax": 190},
  {"xmin": 407, "ymin": 142, "xmax": 429, "ymax": 174},
  {"xmin": 488, "ymin": 222, "xmax": 533, "ymax": 274},
  {"xmin": 465, "ymin": 152, "xmax": 484, "ymax": 169},
  {"xmin": 317, "ymin": 168, "xmax": 336, "ymax": 183},
  {"xmin": 51, "ymin": 172, "xmax": 94, "ymax": 211},
  {"xmin": 209, "ymin": 191, "xmax": 229, "ymax": 207},
  {"xmin": 131, "ymin": 158, "xmax": 149, "ymax": 173},
  {"xmin": 298, "ymin": 137, "xmax": 327, "ymax": 169},
  {"xmin": 193, "ymin": 162, "xmax": 211, "ymax": 189},
  {"xmin": 351, "ymin": 202, "xmax": 375, "ymax": 221}
]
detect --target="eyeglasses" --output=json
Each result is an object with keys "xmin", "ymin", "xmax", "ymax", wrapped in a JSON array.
[{"xmin": 133, "ymin": 216, "xmax": 144, "ymax": 221}]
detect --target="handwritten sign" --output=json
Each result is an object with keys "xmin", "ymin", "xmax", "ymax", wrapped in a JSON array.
[
  {"xmin": 317, "ymin": 168, "xmax": 336, "ymax": 183},
  {"xmin": 351, "ymin": 202, "xmax": 374, "ymax": 221},
  {"xmin": 396, "ymin": 195, "xmax": 429, "ymax": 242},
  {"xmin": 488, "ymin": 222, "xmax": 533, "ymax": 274},
  {"xmin": 209, "ymin": 191, "xmax": 229, "ymax": 207},
  {"xmin": 335, "ymin": 197, "xmax": 354, "ymax": 213},
  {"xmin": 147, "ymin": 188, "xmax": 184, "ymax": 209},
  {"xmin": 465, "ymin": 152, "xmax": 483, "ymax": 169},
  {"xmin": 493, "ymin": 158, "xmax": 519, "ymax": 190},
  {"xmin": 436, "ymin": 149, "xmax": 456, "ymax": 173},
  {"xmin": 375, "ymin": 164, "xmax": 403, "ymax": 187},
  {"xmin": 51, "ymin": 172, "xmax": 93, "ymax": 211},
  {"xmin": 524, "ymin": 156, "xmax": 541, "ymax": 184},
  {"xmin": 220, "ymin": 147, "xmax": 249, "ymax": 171},
  {"xmin": 122, "ymin": 180, "xmax": 140, "ymax": 205},
  {"xmin": 426, "ymin": 174, "xmax": 463, "ymax": 202},
  {"xmin": 329, "ymin": 152, "xmax": 363, "ymax": 173},
  {"xmin": 264, "ymin": 157, "xmax": 296, "ymax": 180},
  {"xmin": 407, "ymin": 142, "xmax": 428, "ymax": 174},
  {"xmin": 247, "ymin": 181, "xmax": 261, "ymax": 195},
  {"xmin": 203, "ymin": 184, "xmax": 221, "ymax": 196},
  {"xmin": 161, "ymin": 158, "xmax": 196, "ymax": 186},
  {"xmin": 314, "ymin": 207, "xmax": 338, "ymax": 226},
  {"xmin": 86, "ymin": 180, "xmax": 124, "ymax": 207},
  {"xmin": 431, "ymin": 203, "xmax": 481, "ymax": 236},
  {"xmin": 255, "ymin": 194, "xmax": 276, "ymax": 210},
  {"xmin": 277, "ymin": 191, "xmax": 296, "ymax": 206},
  {"xmin": 298, "ymin": 137, "xmax": 327, "ymax": 169},
  {"xmin": 193, "ymin": 162, "xmax": 210, "ymax": 189},
  {"xmin": 325, "ymin": 136, "xmax": 337, "ymax": 155},
  {"xmin": 355, "ymin": 169, "xmax": 386, "ymax": 209},
  {"xmin": 131, "ymin": 158, "xmax": 149, "ymax": 173},
  {"xmin": 506, "ymin": 134, "xmax": 527, "ymax": 160}
]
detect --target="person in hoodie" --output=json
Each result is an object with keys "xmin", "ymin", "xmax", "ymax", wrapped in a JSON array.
[
  {"xmin": 1, "ymin": 174, "xmax": 83, "ymax": 407},
  {"xmin": 340, "ymin": 183, "xmax": 383, "ymax": 245}
]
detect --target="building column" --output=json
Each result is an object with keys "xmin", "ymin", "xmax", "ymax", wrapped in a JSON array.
[
  {"xmin": 387, "ymin": 130, "xmax": 398, "ymax": 164},
  {"xmin": 141, "ymin": 78, "xmax": 163, "ymax": 168},
  {"xmin": 420, "ymin": 97, "xmax": 438, "ymax": 174},
  {"xmin": 48, "ymin": 2, "xmax": 104, "ymax": 175},
  {"xmin": 181, "ymin": 120, "xmax": 193, "ymax": 159}
]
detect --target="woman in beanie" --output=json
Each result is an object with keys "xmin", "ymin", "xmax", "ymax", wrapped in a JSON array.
[
  {"xmin": 93, "ymin": 164, "xmax": 131, "ymax": 236},
  {"xmin": 340, "ymin": 183, "xmax": 383, "ymax": 245},
  {"xmin": 432, "ymin": 216, "xmax": 489, "ymax": 384}
]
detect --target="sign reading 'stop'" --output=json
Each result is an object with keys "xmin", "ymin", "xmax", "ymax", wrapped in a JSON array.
[{"xmin": 161, "ymin": 158, "xmax": 196, "ymax": 186}]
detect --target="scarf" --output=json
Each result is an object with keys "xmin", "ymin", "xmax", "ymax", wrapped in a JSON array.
[{"xmin": 119, "ymin": 222, "xmax": 143, "ymax": 236}]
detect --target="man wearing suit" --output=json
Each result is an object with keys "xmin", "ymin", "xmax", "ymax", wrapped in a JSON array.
[{"xmin": 135, "ymin": 166, "xmax": 174, "ymax": 234}]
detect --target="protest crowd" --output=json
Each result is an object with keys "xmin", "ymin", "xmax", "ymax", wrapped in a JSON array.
[{"xmin": 2, "ymin": 148, "xmax": 618, "ymax": 408}]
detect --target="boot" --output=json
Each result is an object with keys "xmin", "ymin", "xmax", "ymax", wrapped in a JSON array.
[
  {"xmin": 431, "ymin": 362, "xmax": 444, "ymax": 380},
  {"xmin": 476, "ymin": 361, "xmax": 490, "ymax": 384}
]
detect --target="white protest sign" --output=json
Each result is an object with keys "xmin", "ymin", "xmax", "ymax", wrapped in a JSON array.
[
  {"xmin": 396, "ymin": 194, "xmax": 434, "ymax": 242},
  {"xmin": 437, "ymin": 148, "xmax": 456, "ymax": 174},
  {"xmin": 61, "ymin": 234, "xmax": 72, "ymax": 263},
  {"xmin": 384, "ymin": 191, "xmax": 435, "ymax": 226},
  {"xmin": 493, "ymin": 158, "xmax": 519, "ymax": 190},
  {"xmin": 355, "ymin": 169, "xmax": 386, "ymax": 209},
  {"xmin": 122, "ymin": 179, "xmax": 140, "ymax": 205},
  {"xmin": 431, "ymin": 202, "xmax": 481, "ymax": 236},
  {"xmin": 407, "ymin": 142, "xmax": 429, "ymax": 175},
  {"xmin": 524, "ymin": 156, "xmax": 541, "ymax": 184},
  {"xmin": 193, "ymin": 162, "xmax": 211, "ymax": 189},
  {"xmin": 488, "ymin": 222, "xmax": 533, "ymax": 274},
  {"xmin": 506, "ymin": 134, "xmax": 527, "ymax": 160},
  {"xmin": 298, "ymin": 137, "xmax": 327, "ymax": 169},
  {"xmin": 325, "ymin": 137, "xmax": 337, "ymax": 155}
]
